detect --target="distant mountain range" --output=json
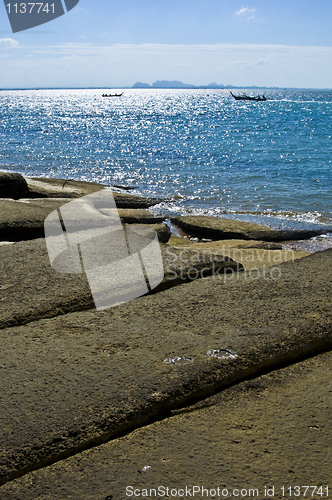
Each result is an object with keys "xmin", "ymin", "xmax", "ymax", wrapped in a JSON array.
[{"xmin": 132, "ymin": 80, "xmax": 280, "ymax": 89}]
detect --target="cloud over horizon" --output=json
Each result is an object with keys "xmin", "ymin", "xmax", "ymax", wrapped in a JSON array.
[{"xmin": 1, "ymin": 42, "xmax": 332, "ymax": 89}]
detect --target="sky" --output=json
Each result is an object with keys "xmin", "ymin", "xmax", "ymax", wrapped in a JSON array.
[{"xmin": 1, "ymin": 0, "xmax": 332, "ymax": 88}]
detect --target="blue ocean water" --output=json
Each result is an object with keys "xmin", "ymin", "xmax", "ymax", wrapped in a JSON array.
[{"xmin": 0, "ymin": 88, "xmax": 331, "ymax": 233}]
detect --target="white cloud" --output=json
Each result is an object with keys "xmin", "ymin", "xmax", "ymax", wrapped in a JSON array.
[
  {"xmin": 0, "ymin": 38, "xmax": 19, "ymax": 49},
  {"xmin": 235, "ymin": 7, "xmax": 255, "ymax": 16},
  {"xmin": 234, "ymin": 7, "xmax": 256, "ymax": 21}
]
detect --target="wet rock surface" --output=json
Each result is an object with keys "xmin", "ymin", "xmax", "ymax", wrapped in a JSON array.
[
  {"xmin": 172, "ymin": 215, "xmax": 329, "ymax": 242},
  {"xmin": 1, "ymin": 350, "xmax": 330, "ymax": 499},
  {"xmin": 0, "ymin": 249, "xmax": 331, "ymax": 483},
  {"xmin": 112, "ymin": 192, "xmax": 162, "ymax": 208}
]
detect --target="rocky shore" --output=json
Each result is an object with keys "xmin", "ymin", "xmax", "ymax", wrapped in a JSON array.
[{"xmin": 0, "ymin": 173, "xmax": 331, "ymax": 499}]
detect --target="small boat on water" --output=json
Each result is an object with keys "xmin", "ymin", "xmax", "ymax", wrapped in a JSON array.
[
  {"xmin": 102, "ymin": 93, "xmax": 123, "ymax": 97},
  {"xmin": 230, "ymin": 91, "xmax": 267, "ymax": 101}
]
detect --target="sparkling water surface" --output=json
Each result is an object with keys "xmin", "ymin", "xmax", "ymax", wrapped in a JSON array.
[{"xmin": 0, "ymin": 88, "xmax": 331, "ymax": 232}]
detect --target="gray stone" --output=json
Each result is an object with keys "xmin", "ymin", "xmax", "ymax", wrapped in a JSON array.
[
  {"xmin": 149, "ymin": 223, "xmax": 170, "ymax": 243},
  {"xmin": 0, "ymin": 173, "xmax": 29, "ymax": 199},
  {"xmin": 25, "ymin": 177, "xmax": 160, "ymax": 207},
  {"xmin": 112, "ymin": 192, "xmax": 162, "ymax": 209}
]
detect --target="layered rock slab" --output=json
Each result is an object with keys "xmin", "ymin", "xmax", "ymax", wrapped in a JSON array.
[
  {"xmin": 0, "ymin": 198, "xmax": 73, "ymax": 241},
  {"xmin": 1, "ymin": 351, "xmax": 330, "ymax": 499},
  {"xmin": 25, "ymin": 177, "xmax": 105, "ymax": 199},
  {"xmin": 172, "ymin": 215, "xmax": 330, "ymax": 241},
  {"xmin": 0, "ymin": 250, "xmax": 331, "ymax": 483},
  {"xmin": 25, "ymin": 177, "xmax": 162, "ymax": 207},
  {"xmin": 167, "ymin": 235, "xmax": 310, "ymax": 271},
  {"xmin": 101, "ymin": 208, "xmax": 164, "ymax": 224},
  {"xmin": 0, "ymin": 237, "xmax": 240, "ymax": 329},
  {"xmin": 0, "ymin": 198, "xmax": 164, "ymax": 242}
]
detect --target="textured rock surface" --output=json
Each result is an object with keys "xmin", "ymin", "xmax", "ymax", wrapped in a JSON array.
[
  {"xmin": 169, "ymin": 234, "xmax": 283, "ymax": 250},
  {"xmin": 167, "ymin": 235, "xmax": 309, "ymax": 270},
  {"xmin": 0, "ymin": 249, "xmax": 331, "ymax": 483},
  {"xmin": 103, "ymin": 208, "xmax": 164, "ymax": 224},
  {"xmin": 0, "ymin": 199, "xmax": 72, "ymax": 241},
  {"xmin": 0, "ymin": 199, "xmax": 165, "ymax": 241},
  {"xmin": 0, "ymin": 172, "xmax": 29, "ymax": 199},
  {"xmin": 25, "ymin": 177, "xmax": 105, "ymax": 198},
  {"xmin": 25, "ymin": 176, "xmax": 161, "ymax": 206},
  {"xmin": 149, "ymin": 223, "xmax": 171, "ymax": 243},
  {"xmin": 0, "ymin": 237, "xmax": 241, "ymax": 329},
  {"xmin": 172, "ymin": 215, "xmax": 329, "ymax": 241},
  {"xmin": 112, "ymin": 192, "xmax": 162, "ymax": 208},
  {"xmin": 1, "ymin": 351, "xmax": 330, "ymax": 499}
]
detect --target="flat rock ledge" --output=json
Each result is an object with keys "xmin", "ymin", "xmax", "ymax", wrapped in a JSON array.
[
  {"xmin": 25, "ymin": 177, "xmax": 162, "ymax": 207},
  {"xmin": 0, "ymin": 237, "xmax": 241, "ymax": 330},
  {"xmin": 0, "ymin": 199, "xmax": 165, "ymax": 242},
  {"xmin": 0, "ymin": 249, "xmax": 331, "ymax": 484},
  {"xmin": 102, "ymin": 208, "xmax": 164, "ymax": 224},
  {"xmin": 25, "ymin": 177, "xmax": 105, "ymax": 199},
  {"xmin": 172, "ymin": 215, "xmax": 330, "ymax": 242}
]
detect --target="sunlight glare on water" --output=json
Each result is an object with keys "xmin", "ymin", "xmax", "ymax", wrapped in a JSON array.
[{"xmin": 0, "ymin": 88, "xmax": 331, "ymax": 227}]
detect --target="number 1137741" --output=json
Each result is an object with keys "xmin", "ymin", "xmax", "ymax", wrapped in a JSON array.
[
  {"xmin": 6, "ymin": 3, "xmax": 55, "ymax": 14},
  {"xmin": 281, "ymin": 486, "xmax": 329, "ymax": 497}
]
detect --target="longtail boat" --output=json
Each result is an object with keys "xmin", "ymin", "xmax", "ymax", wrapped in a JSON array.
[
  {"xmin": 102, "ymin": 93, "xmax": 123, "ymax": 97},
  {"xmin": 230, "ymin": 91, "xmax": 267, "ymax": 101}
]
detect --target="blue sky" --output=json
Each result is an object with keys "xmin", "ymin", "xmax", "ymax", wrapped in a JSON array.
[{"xmin": 1, "ymin": 0, "xmax": 332, "ymax": 88}]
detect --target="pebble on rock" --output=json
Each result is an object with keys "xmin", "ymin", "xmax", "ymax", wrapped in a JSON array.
[
  {"xmin": 164, "ymin": 356, "xmax": 194, "ymax": 365},
  {"xmin": 207, "ymin": 348, "xmax": 238, "ymax": 360}
]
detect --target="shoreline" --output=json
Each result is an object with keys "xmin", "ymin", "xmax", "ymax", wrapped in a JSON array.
[
  {"xmin": 23, "ymin": 173, "xmax": 332, "ymax": 254},
  {"xmin": 1, "ymin": 172, "xmax": 320, "ymax": 253}
]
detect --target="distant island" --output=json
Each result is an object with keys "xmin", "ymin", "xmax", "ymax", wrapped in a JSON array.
[{"xmin": 132, "ymin": 80, "xmax": 280, "ymax": 90}]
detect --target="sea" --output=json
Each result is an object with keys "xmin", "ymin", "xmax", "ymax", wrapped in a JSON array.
[{"xmin": 1, "ymin": 88, "xmax": 332, "ymax": 249}]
